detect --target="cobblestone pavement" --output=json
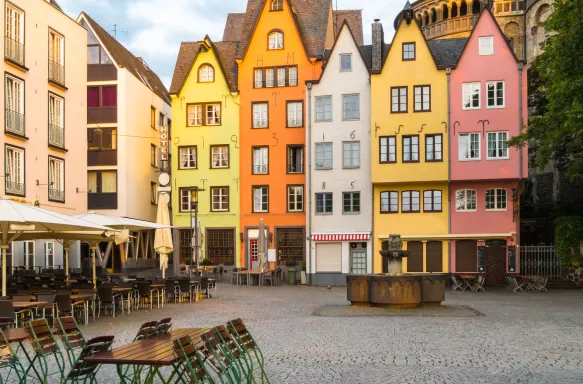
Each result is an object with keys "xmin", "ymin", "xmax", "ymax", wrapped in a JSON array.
[{"xmin": 18, "ymin": 284, "xmax": 583, "ymax": 383}]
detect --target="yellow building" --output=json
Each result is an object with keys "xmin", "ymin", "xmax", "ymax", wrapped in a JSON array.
[
  {"xmin": 370, "ymin": 5, "xmax": 464, "ymax": 273},
  {"xmin": 169, "ymin": 37, "xmax": 240, "ymax": 270}
]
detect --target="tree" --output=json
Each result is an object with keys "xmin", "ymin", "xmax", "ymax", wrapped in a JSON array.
[{"xmin": 511, "ymin": 0, "xmax": 583, "ymax": 181}]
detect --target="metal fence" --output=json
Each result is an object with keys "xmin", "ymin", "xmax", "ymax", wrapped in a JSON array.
[{"xmin": 520, "ymin": 246, "xmax": 562, "ymax": 279}]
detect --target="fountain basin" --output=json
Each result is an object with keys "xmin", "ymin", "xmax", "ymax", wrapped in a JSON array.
[{"xmin": 421, "ymin": 274, "xmax": 446, "ymax": 306}]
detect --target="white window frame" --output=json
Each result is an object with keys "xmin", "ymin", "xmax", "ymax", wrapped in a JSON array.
[
  {"xmin": 462, "ymin": 82, "xmax": 481, "ymax": 110},
  {"xmin": 199, "ymin": 65, "xmax": 214, "ymax": 82},
  {"xmin": 456, "ymin": 189, "xmax": 477, "ymax": 212},
  {"xmin": 342, "ymin": 141, "xmax": 360, "ymax": 169},
  {"xmin": 187, "ymin": 105, "xmax": 203, "ymax": 126},
  {"xmin": 179, "ymin": 146, "xmax": 197, "ymax": 169},
  {"xmin": 206, "ymin": 103, "xmax": 221, "ymax": 125},
  {"xmin": 211, "ymin": 145, "xmax": 229, "ymax": 168},
  {"xmin": 266, "ymin": 68, "xmax": 275, "ymax": 87},
  {"xmin": 315, "ymin": 143, "xmax": 333, "ymax": 170},
  {"xmin": 211, "ymin": 187, "xmax": 229, "ymax": 212},
  {"xmin": 315, "ymin": 192, "xmax": 333, "ymax": 215},
  {"xmin": 254, "ymin": 69, "xmax": 263, "ymax": 88},
  {"xmin": 268, "ymin": 31, "xmax": 283, "ymax": 50},
  {"xmin": 253, "ymin": 102, "xmax": 268, "ymax": 128},
  {"xmin": 45, "ymin": 241, "xmax": 55, "ymax": 268},
  {"xmin": 487, "ymin": 131, "xmax": 509, "ymax": 160},
  {"xmin": 485, "ymin": 188, "xmax": 507, "ymax": 211},
  {"xmin": 49, "ymin": 29, "xmax": 64, "ymax": 65},
  {"xmin": 253, "ymin": 186, "xmax": 269, "ymax": 213},
  {"xmin": 252, "ymin": 147, "xmax": 269, "ymax": 174},
  {"xmin": 479, "ymin": 36, "xmax": 494, "ymax": 55},
  {"xmin": 288, "ymin": 67, "xmax": 298, "ymax": 86},
  {"xmin": 315, "ymin": 96, "xmax": 332, "ymax": 122},
  {"xmin": 342, "ymin": 94, "xmax": 360, "ymax": 121},
  {"xmin": 459, "ymin": 133, "xmax": 481, "ymax": 161},
  {"xmin": 287, "ymin": 146, "xmax": 304, "ymax": 174},
  {"xmin": 5, "ymin": 145, "xmax": 24, "ymax": 195},
  {"xmin": 48, "ymin": 157, "xmax": 64, "ymax": 201},
  {"xmin": 24, "ymin": 241, "xmax": 35, "ymax": 269},
  {"xmin": 340, "ymin": 54, "xmax": 352, "ymax": 72},
  {"xmin": 5, "ymin": 3, "xmax": 24, "ymax": 45},
  {"xmin": 5, "ymin": 74, "xmax": 25, "ymax": 135},
  {"xmin": 343, "ymin": 192, "xmax": 361, "ymax": 215},
  {"xmin": 287, "ymin": 101, "xmax": 303, "ymax": 127},
  {"xmin": 486, "ymin": 81, "xmax": 505, "ymax": 108},
  {"xmin": 277, "ymin": 68, "xmax": 286, "ymax": 87},
  {"xmin": 287, "ymin": 185, "xmax": 304, "ymax": 212},
  {"xmin": 380, "ymin": 191, "xmax": 399, "ymax": 213},
  {"xmin": 49, "ymin": 93, "xmax": 64, "ymax": 129}
]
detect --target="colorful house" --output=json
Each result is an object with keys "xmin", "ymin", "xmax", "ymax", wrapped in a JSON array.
[
  {"xmin": 370, "ymin": 3, "xmax": 464, "ymax": 274},
  {"xmin": 169, "ymin": 37, "xmax": 240, "ymax": 270},
  {"xmin": 306, "ymin": 21, "xmax": 372, "ymax": 285},
  {"xmin": 449, "ymin": 9, "xmax": 527, "ymax": 285}
]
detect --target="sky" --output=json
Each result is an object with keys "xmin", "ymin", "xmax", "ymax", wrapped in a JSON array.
[{"xmin": 59, "ymin": 0, "xmax": 403, "ymax": 90}]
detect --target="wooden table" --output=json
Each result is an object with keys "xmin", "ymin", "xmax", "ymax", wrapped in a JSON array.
[
  {"xmin": 150, "ymin": 284, "xmax": 165, "ymax": 307},
  {"xmin": 86, "ymin": 328, "xmax": 210, "ymax": 384},
  {"xmin": 13, "ymin": 301, "xmax": 46, "ymax": 309},
  {"xmin": 2, "ymin": 327, "xmax": 44, "ymax": 381},
  {"xmin": 233, "ymin": 270, "xmax": 269, "ymax": 286}
]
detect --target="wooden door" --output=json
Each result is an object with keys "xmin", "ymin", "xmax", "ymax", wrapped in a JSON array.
[
  {"xmin": 456, "ymin": 240, "xmax": 477, "ymax": 272},
  {"xmin": 406, "ymin": 241, "xmax": 423, "ymax": 272},
  {"xmin": 426, "ymin": 241, "xmax": 443, "ymax": 272},
  {"xmin": 485, "ymin": 245, "xmax": 506, "ymax": 286}
]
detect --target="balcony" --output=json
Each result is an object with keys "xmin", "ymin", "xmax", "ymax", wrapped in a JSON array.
[
  {"xmin": 88, "ymin": 193, "xmax": 118, "ymax": 210},
  {"xmin": 422, "ymin": 15, "xmax": 478, "ymax": 40},
  {"xmin": 48, "ymin": 60, "xmax": 65, "ymax": 85},
  {"xmin": 88, "ymin": 107, "xmax": 117, "ymax": 124},
  {"xmin": 49, "ymin": 188, "xmax": 65, "ymax": 202},
  {"xmin": 5, "ymin": 181, "xmax": 24, "ymax": 196},
  {"xmin": 287, "ymin": 118, "xmax": 303, "ymax": 128},
  {"xmin": 5, "ymin": 36, "xmax": 24, "ymax": 66},
  {"xmin": 49, "ymin": 124, "xmax": 64, "ymax": 148},
  {"xmin": 88, "ymin": 150, "xmax": 117, "ymax": 166},
  {"xmin": 87, "ymin": 64, "xmax": 117, "ymax": 82},
  {"xmin": 5, "ymin": 109, "xmax": 25, "ymax": 136}
]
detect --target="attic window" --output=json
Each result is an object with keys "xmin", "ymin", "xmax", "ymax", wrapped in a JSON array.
[
  {"xmin": 402, "ymin": 43, "xmax": 415, "ymax": 61},
  {"xmin": 268, "ymin": 31, "xmax": 284, "ymax": 50},
  {"xmin": 271, "ymin": 0, "xmax": 283, "ymax": 11},
  {"xmin": 479, "ymin": 36, "xmax": 494, "ymax": 55},
  {"xmin": 198, "ymin": 64, "xmax": 214, "ymax": 82}
]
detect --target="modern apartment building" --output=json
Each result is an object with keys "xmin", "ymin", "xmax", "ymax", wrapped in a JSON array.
[{"xmin": 1, "ymin": 0, "xmax": 87, "ymax": 271}]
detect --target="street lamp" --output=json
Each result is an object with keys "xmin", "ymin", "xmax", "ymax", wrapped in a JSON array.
[{"xmin": 188, "ymin": 187, "xmax": 205, "ymax": 276}]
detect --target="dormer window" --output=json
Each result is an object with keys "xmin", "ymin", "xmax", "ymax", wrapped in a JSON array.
[
  {"xmin": 268, "ymin": 31, "xmax": 284, "ymax": 50},
  {"xmin": 198, "ymin": 64, "xmax": 214, "ymax": 82},
  {"xmin": 271, "ymin": 0, "xmax": 283, "ymax": 11}
]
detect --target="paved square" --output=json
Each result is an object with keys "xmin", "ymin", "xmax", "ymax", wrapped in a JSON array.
[{"xmin": 77, "ymin": 284, "xmax": 583, "ymax": 383}]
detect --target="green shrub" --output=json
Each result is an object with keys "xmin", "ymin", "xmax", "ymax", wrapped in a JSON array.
[{"xmin": 555, "ymin": 216, "xmax": 583, "ymax": 266}]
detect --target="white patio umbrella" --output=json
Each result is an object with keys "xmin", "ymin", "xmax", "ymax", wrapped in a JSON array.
[
  {"xmin": 258, "ymin": 219, "xmax": 267, "ymax": 272},
  {"xmin": 154, "ymin": 194, "xmax": 173, "ymax": 278},
  {"xmin": 0, "ymin": 198, "xmax": 112, "ymax": 295}
]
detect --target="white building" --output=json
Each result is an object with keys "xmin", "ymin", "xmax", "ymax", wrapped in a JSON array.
[
  {"xmin": 306, "ymin": 23, "xmax": 372, "ymax": 286},
  {"xmin": 77, "ymin": 13, "xmax": 172, "ymax": 273},
  {"xmin": 2, "ymin": 0, "xmax": 87, "ymax": 272}
]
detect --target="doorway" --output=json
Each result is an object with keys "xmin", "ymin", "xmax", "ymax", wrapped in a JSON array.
[
  {"xmin": 485, "ymin": 240, "xmax": 507, "ymax": 286},
  {"xmin": 349, "ymin": 242, "xmax": 367, "ymax": 274},
  {"xmin": 249, "ymin": 239, "xmax": 258, "ymax": 270}
]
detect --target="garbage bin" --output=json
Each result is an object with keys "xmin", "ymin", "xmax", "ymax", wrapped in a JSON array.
[{"xmin": 288, "ymin": 268, "xmax": 297, "ymax": 285}]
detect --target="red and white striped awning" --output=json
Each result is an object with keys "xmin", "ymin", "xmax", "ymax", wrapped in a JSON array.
[{"xmin": 312, "ymin": 233, "xmax": 370, "ymax": 241}]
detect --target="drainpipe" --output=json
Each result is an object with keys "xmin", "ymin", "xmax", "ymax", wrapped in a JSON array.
[
  {"xmin": 306, "ymin": 82, "xmax": 313, "ymax": 285},
  {"xmin": 446, "ymin": 67, "xmax": 452, "ymax": 273},
  {"xmin": 517, "ymin": 62, "xmax": 524, "ymax": 250}
]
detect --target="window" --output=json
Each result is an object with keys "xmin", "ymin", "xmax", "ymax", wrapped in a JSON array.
[
  {"xmin": 276, "ymin": 228, "xmax": 304, "ymax": 265},
  {"xmin": 287, "ymin": 101, "xmax": 303, "ymax": 127},
  {"xmin": 48, "ymin": 93, "xmax": 64, "ymax": 148},
  {"xmin": 487, "ymin": 81, "xmax": 505, "ymax": 108},
  {"xmin": 380, "ymin": 136, "xmax": 396, "ymax": 163},
  {"xmin": 288, "ymin": 67, "xmax": 298, "ymax": 86},
  {"xmin": 277, "ymin": 68, "xmax": 286, "ymax": 87},
  {"xmin": 425, "ymin": 134, "xmax": 442, "ymax": 162},
  {"xmin": 5, "ymin": 3, "xmax": 24, "ymax": 64},
  {"xmin": 487, "ymin": 132, "xmax": 509, "ymax": 159},
  {"xmin": 402, "ymin": 191, "xmax": 420, "ymax": 212},
  {"xmin": 402, "ymin": 42, "xmax": 415, "ymax": 60},
  {"xmin": 151, "ymin": 107, "xmax": 156, "ymax": 129},
  {"xmin": 402, "ymin": 135, "xmax": 419, "ymax": 162},
  {"xmin": 462, "ymin": 82, "xmax": 481, "ymax": 109},
  {"xmin": 315, "ymin": 193, "xmax": 333, "ymax": 214},
  {"xmin": 206, "ymin": 103, "xmax": 221, "ymax": 125},
  {"xmin": 380, "ymin": 191, "xmax": 398, "ymax": 213},
  {"xmin": 48, "ymin": 29, "xmax": 64, "ymax": 84},
  {"xmin": 179, "ymin": 229, "xmax": 192, "ymax": 263},
  {"xmin": 266, "ymin": 68, "xmax": 274, "ymax": 87},
  {"xmin": 315, "ymin": 96, "xmax": 332, "ymax": 122},
  {"xmin": 252, "ymin": 102, "xmax": 268, "ymax": 128},
  {"xmin": 287, "ymin": 146, "xmax": 304, "ymax": 173},
  {"xmin": 271, "ymin": 0, "xmax": 283, "ymax": 11},
  {"xmin": 343, "ymin": 192, "xmax": 360, "ymax": 214},
  {"xmin": 48, "ymin": 157, "xmax": 64, "ymax": 202},
  {"xmin": 211, "ymin": 145, "xmax": 229, "ymax": 168},
  {"xmin": 268, "ymin": 31, "xmax": 283, "ymax": 50},
  {"xmin": 485, "ymin": 188, "xmax": 507, "ymax": 210},
  {"xmin": 23, "ymin": 241, "xmax": 34, "ymax": 269},
  {"xmin": 87, "ymin": 86, "xmax": 116, "ymax": 108},
  {"xmin": 45, "ymin": 242, "xmax": 55, "ymax": 268},
  {"xmin": 253, "ymin": 186, "xmax": 269, "ymax": 212},
  {"xmin": 456, "ymin": 189, "xmax": 477, "ymax": 211},
  {"xmin": 179, "ymin": 146, "xmax": 197, "ymax": 169},
  {"xmin": 414, "ymin": 85, "xmax": 430, "ymax": 112},
  {"xmin": 315, "ymin": 143, "xmax": 332, "ymax": 169},
  {"xmin": 150, "ymin": 182, "xmax": 158, "ymax": 205},
  {"xmin": 254, "ymin": 66, "xmax": 297, "ymax": 88},
  {"xmin": 391, "ymin": 87, "xmax": 407, "ymax": 113},
  {"xmin": 5, "ymin": 74, "xmax": 25, "ymax": 136},
  {"xmin": 207, "ymin": 229, "xmax": 235, "ymax": 265},
  {"xmin": 88, "ymin": 128, "xmax": 117, "ymax": 151},
  {"xmin": 340, "ymin": 54, "xmax": 352, "ymax": 71},
  {"xmin": 87, "ymin": 44, "xmax": 112, "ymax": 65},
  {"xmin": 342, "ymin": 141, "xmax": 360, "ymax": 168},
  {"xmin": 198, "ymin": 64, "xmax": 214, "ymax": 82},
  {"xmin": 5, "ymin": 145, "xmax": 24, "ymax": 195},
  {"xmin": 479, "ymin": 36, "xmax": 494, "ymax": 55},
  {"xmin": 159, "ymin": 112, "xmax": 165, "ymax": 128},
  {"xmin": 254, "ymin": 69, "xmax": 263, "ymax": 88},
  {"xmin": 423, "ymin": 190, "xmax": 442, "ymax": 212},
  {"xmin": 211, "ymin": 187, "xmax": 229, "ymax": 211},
  {"xmin": 459, "ymin": 133, "xmax": 480, "ymax": 160},
  {"xmin": 287, "ymin": 185, "xmax": 304, "ymax": 212},
  {"xmin": 87, "ymin": 170, "xmax": 117, "ymax": 193},
  {"xmin": 187, "ymin": 105, "xmax": 203, "ymax": 126},
  {"xmin": 179, "ymin": 188, "xmax": 197, "ymax": 212},
  {"xmin": 150, "ymin": 144, "xmax": 157, "ymax": 167},
  {"xmin": 342, "ymin": 94, "xmax": 360, "ymax": 120},
  {"xmin": 252, "ymin": 147, "xmax": 269, "ymax": 174}
]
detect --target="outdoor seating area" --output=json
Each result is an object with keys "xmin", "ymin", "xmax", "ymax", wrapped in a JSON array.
[
  {"xmin": 451, "ymin": 273, "xmax": 486, "ymax": 292},
  {"xmin": 231, "ymin": 267, "xmax": 283, "ymax": 286},
  {"xmin": 505, "ymin": 275, "xmax": 549, "ymax": 293}
]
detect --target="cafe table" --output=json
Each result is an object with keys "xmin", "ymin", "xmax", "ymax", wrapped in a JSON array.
[
  {"xmin": 85, "ymin": 328, "xmax": 210, "ymax": 384},
  {"xmin": 150, "ymin": 284, "xmax": 165, "ymax": 307},
  {"xmin": 2, "ymin": 327, "xmax": 44, "ymax": 381},
  {"xmin": 71, "ymin": 294, "xmax": 95, "ymax": 324}
]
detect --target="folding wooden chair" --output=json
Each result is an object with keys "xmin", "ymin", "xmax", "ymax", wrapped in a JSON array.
[
  {"xmin": 154, "ymin": 317, "xmax": 172, "ymax": 337},
  {"xmin": 201, "ymin": 329, "xmax": 243, "ymax": 384},
  {"xmin": 227, "ymin": 318, "xmax": 270, "ymax": 383},
  {"xmin": 0, "ymin": 330, "xmax": 26, "ymax": 383},
  {"xmin": 57, "ymin": 316, "xmax": 87, "ymax": 366},
  {"xmin": 173, "ymin": 335, "xmax": 215, "ymax": 383},
  {"xmin": 450, "ymin": 275, "xmax": 466, "ymax": 291},
  {"xmin": 213, "ymin": 325, "xmax": 254, "ymax": 383},
  {"xmin": 64, "ymin": 336, "xmax": 115, "ymax": 383},
  {"xmin": 25, "ymin": 319, "xmax": 66, "ymax": 382}
]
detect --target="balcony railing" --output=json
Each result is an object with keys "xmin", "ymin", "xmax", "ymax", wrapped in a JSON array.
[
  {"xmin": 253, "ymin": 164, "xmax": 268, "ymax": 174},
  {"xmin": 49, "ymin": 188, "xmax": 65, "ymax": 201},
  {"xmin": 49, "ymin": 124, "xmax": 64, "ymax": 148},
  {"xmin": 287, "ymin": 118, "xmax": 303, "ymax": 127},
  {"xmin": 5, "ymin": 36, "xmax": 24, "ymax": 65},
  {"xmin": 422, "ymin": 15, "xmax": 478, "ymax": 40},
  {"xmin": 5, "ymin": 109, "xmax": 24, "ymax": 136},
  {"xmin": 253, "ymin": 119, "xmax": 268, "ymax": 128},
  {"xmin": 5, "ymin": 181, "xmax": 24, "ymax": 195},
  {"xmin": 49, "ymin": 60, "xmax": 65, "ymax": 85}
]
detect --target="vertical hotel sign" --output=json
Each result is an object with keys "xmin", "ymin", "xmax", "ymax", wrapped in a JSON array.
[{"xmin": 160, "ymin": 125, "xmax": 169, "ymax": 166}]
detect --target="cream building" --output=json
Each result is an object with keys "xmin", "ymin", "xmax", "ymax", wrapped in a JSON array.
[{"xmin": 1, "ymin": 0, "xmax": 87, "ymax": 271}]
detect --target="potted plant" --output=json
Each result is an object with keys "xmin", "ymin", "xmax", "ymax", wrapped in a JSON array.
[
  {"xmin": 300, "ymin": 261, "xmax": 307, "ymax": 285},
  {"xmin": 201, "ymin": 258, "xmax": 213, "ymax": 266}
]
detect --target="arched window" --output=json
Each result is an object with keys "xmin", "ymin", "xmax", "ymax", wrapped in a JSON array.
[
  {"xmin": 460, "ymin": 0, "xmax": 468, "ymax": 16},
  {"xmin": 442, "ymin": 4, "xmax": 449, "ymax": 20},
  {"xmin": 268, "ymin": 30, "xmax": 284, "ymax": 50},
  {"xmin": 431, "ymin": 9, "xmax": 437, "ymax": 23},
  {"xmin": 451, "ymin": 3, "xmax": 458, "ymax": 18},
  {"xmin": 472, "ymin": 1, "xmax": 481, "ymax": 14},
  {"xmin": 198, "ymin": 64, "xmax": 214, "ymax": 82},
  {"xmin": 424, "ymin": 12, "xmax": 429, "ymax": 26},
  {"xmin": 271, "ymin": 0, "xmax": 283, "ymax": 11}
]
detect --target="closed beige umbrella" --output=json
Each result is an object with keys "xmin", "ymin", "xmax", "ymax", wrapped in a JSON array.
[
  {"xmin": 258, "ymin": 218, "xmax": 267, "ymax": 272},
  {"xmin": 154, "ymin": 193, "xmax": 173, "ymax": 278}
]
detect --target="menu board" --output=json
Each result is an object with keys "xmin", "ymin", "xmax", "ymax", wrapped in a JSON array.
[
  {"xmin": 477, "ymin": 246, "xmax": 486, "ymax": 272},
  {"xmin": 508, "ymin": 246, "xmax": 516, "ymax": 273}
]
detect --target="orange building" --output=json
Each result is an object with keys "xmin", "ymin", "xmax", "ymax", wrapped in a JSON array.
[{"xmin": 225, "ymin": 0, "xmax": 362, "ymax": 269}]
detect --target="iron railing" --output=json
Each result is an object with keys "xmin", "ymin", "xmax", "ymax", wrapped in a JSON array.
[
  {"xmin": 49, "ymin": 189, "xmax": 65, "ymax": 201},
  {"xmin": 253, "ymin": 118, "xmax": 268, "ymax": 128},
  {"xmin": 5, "ymin": 109, "xmax": 24, "ymax": 135},
  {"xmin": 253, "ymin": 164, "xmax": 268, "ymax": 174},
  {"xmin": 5, "ymin": 36, "xmax": 24, "ymax": 65},
  {"xmin": 49, "ymin": 124, "xmax": 64, "ymax": 147},
  {"xmin": 422, "ymin": 15, "xmax": 479, "ymax": 39},
  {"xmin": 48, "ymin": 60, "xmax": 65, "ymax": 85},
  {"xmin": 5, "ymin": 181, "xmax": 24, "ymax": 195},
  {"xmin": 520, "ymin": 245, "xmax": 562, "ymax": 279},
  {"xmin": 287, "ymin": 117, "xmax": 303, "ymax": 127}
]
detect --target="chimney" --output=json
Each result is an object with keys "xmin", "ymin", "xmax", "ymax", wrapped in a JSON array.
[{"xmin": 372, "ymin": 19, "xmax": 384, "ymax": 72}]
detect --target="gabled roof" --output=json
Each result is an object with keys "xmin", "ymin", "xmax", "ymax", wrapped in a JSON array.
[
  {"xmin": 169, "ymin": 42, "xmax": 202, "ymax": 95},
  {"xmin": 223, "ymin": 13, "xmax": 245, "ymax": 42},
  {"xmin": 333, "ymin": 10, "xmax": 364, "ymax": 46},
  {"xmin": 427, "ymin": 38, "xmax": 468, "ymax": 67},
  {"xmin": 318, "ymin": 21, "xmax": 369, "ymax": 79},
  {"xmin": 213, "ymin": 41, "xmax": 240, "ymax": 92},
  {"xmin": 80, "ymin": 12, "xmax": 170, "ymax": 104}
]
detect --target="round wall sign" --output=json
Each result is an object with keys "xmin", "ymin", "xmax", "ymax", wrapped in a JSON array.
[{"xmin": 158, "ymin": 173, "xmax": 170, "ymax": 186}]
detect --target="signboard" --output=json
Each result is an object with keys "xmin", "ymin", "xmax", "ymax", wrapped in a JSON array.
[
  {"xmin": 477, "ymin": 246, "xmax": 486, "ymax": 272},
  {"xmin": 160, "ymin": 125, "xmax": 169, "ymax": 161},
  {"xmin": 267, "ymin": 249, "xmax": 276, "ymax": 262},
  {"xmin": 508, "ymin": 246, "xmax": 516, "ymax": 273}
]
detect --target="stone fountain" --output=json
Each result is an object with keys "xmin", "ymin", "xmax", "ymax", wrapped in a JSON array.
[{"xmin": 346, "ymin": 234, "xmax": 446, "ymax": 308}]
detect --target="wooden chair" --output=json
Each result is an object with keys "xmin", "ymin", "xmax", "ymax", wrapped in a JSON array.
[
  {"xmin": 56, "ymin": 316, "xmax": 86, "ymax": 366},
  {"xmin": 472, "ymin": 275, "xmax": 486, "ymax": 292},
  {"xmin": 154, "ymin": 317, "xmax": 172, "ymax": 337},
  {"xmin": 227, "ymin": 318, "xmax": 270, "ymax": 383},
  {"xmin": 450, "ymin": 275, "xmax": 466, "ymax": 292},
  {"xmin": 63, "ymin": 336, "xmax": 114, "ymax": 383},
  {"xmin": 201, "ymin": 329, "xmax": 242, "ymax": 384},
  {"xmin": 25, "ymin": 319, "xmax": 66, "ymax": 382},
  {"xmin": 0, "ymin": 330, "xmax": 26, "ymax": 383},
  {"xmin": 173, "ymin": 335, "xmax": 214, "ymax": 384}
]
